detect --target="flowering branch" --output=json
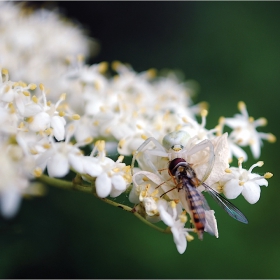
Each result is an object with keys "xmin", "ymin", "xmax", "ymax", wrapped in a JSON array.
[
  {"xmin": 37, "ymin": 174, "xmax": 170, "ymax": 234},
  {"xmin": 0, "ymin": 1, "xmax": 275, "ymax": 255}
]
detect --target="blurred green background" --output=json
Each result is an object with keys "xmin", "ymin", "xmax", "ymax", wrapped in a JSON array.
[{"xmin": 1, "ymin": 1, "xmax": 280, "ymax": 278}]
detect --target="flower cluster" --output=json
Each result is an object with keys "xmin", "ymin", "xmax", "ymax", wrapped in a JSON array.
[
  {"xmin": 0, "ymin": 1, "xmax": 98, "ymax": 101},
  {"xmin": 130, "ymin": 104, "xmax": 275, "ymax": 254},
  {"xmin": 0, "ymin": 2, "xmax": 276, "ymax": 255}
]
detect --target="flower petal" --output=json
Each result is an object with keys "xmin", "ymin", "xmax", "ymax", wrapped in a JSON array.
[
  {"xmin": 68, "ymin": 153, "xmax": 84, "ymax": 173},
  {"xmin": 82, "ymin": 157, "xmax": 103, "ymax": 177},
  {"xmin": 51, "ymin": 116, "xmax": 66, "ymax": 141},
  {"xmin": 111, "ymin": 175, "xmax": 126, "ymax": 191},
  {"xmin": 96, "ymin": 172, "xmax": 111, "ymax": 198},
  {"xmin": 0, "ymin": 189, "xmax": 21, "ymax": 219},
  {"xmin": 47, "ymin": 153, "xmax": 69, "ymax": 177},
  {"xmin": 223, "ymin": 179, "xmax": 243, "ymax": 199},
  {"xmin": 204, "ymin": 210, "xmax": 219, "ymax": 238},
  {"xmin": 242, "ymin": 182, "xmax": 261, "ymax": 204},
  {"xmin": 158, "ymin": 200, "xmax": 174, "ymax": 227},
  {"xmin": 171, "ymin": 226, "xmax": 187, "ymax": 254}
]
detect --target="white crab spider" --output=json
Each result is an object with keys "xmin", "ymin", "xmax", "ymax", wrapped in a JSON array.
[
  {"xmin": 131, "ymin": 130, "xmax": 249, "ymax": 227},
  {"xmin": 131, "ymin": 130, "xmax": 215, "ymax": 183}
]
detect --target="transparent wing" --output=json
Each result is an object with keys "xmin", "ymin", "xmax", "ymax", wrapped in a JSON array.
[{"xmin": 202, "ymin": 183, "xmax": 248, "ymax": 224}]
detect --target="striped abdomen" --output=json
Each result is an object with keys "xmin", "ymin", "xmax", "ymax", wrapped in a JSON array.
[{"xmin": 182, "ymin": 177, "xmax": 205, "ymax": 240}]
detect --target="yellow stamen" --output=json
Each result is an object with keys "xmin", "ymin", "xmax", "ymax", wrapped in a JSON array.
[
  {"xmin": 249, "ymin": 116, "xmax": 254, "ymax": 123},
  {"xmin": 18, "ymin": 122, "xmax": 25, "ymax": 129},
  {"xmin": 198, "ymin": 101, "xmax": 209, "ymax": 111},
  {"xmin": 186, "ymin": 234, "xmax": 194, "ymax": 242},
  {"xmin": 123, "ymin": 174, "xmax": 132, "ymax": 182},
  {"xmin": 258, "ymin": 117, "xmax": 267, "ymax": 126},
  {"xmin": 1, "ymin": 68, "xmax": 9, "ymax": 75},
  {"xmin": 94, "ymin": 81, "xmax": 101, "ymax": 91},
  {"xmin": 118, "ymin": 139, "xmax": 125, "ymax": 149},
  {"xmin": 3, "ymin": 85, "xmax": 10, "ymax": 93},
  {"xmin": 238, "ymin": 157, "xmax": 244, "ymax": 166},
  {"xmin": 264, "ymin": 172, "xmax": 273, "ymax": 179},
  {"xmin": 60, "ymin": 93, "xmax": 66, "ymax": 101},
  {"xmin": 100, "ymin": 106, "xmax": 106, "ymax": 112},
  {"xmin": 39, "ymin": 83, "xmax": 44, "ymax": 91},
  {"xmin": 84, "ymin": 137, "xmax": 93, "ymax": 144},
  {"xmin": 215, "ymin": 124, "xmax": 222, "ymax": 136},
  {"xmin": 111, "ymin": 60, "xmax": 121, "ymax": 71},
  {"xmin": 72, "ymin": 114, "xmax": 80, "ymax": 120},
  {"xmin": 32, "ymin": 96, "xmax": 38, "ymax": 103},
  {"xmin": 96, "ymin": 140, "xmax": 105, "ymax": 152},
  {"xmin": 33, "ymin": 167, "xmax": 43, "ymax": 177},
  {"xmin": 77, "ymin": 54, "xmax": 85, "ymax": 62},
  {"xmin": 175, "ymin": 124, "xmax": 182, "ymax": 131},
  {"xmin": 98, "ymin": 61, "xmax": 108, "ymax": 73},
  {"xmin": 267, "ymin": 133, "xmax": 276, "ymax": 143},
  {"xmin": 123, "ymin": 165, "xmax": 131, "ymax": 172},
  {"xmin": 45, "ymin": 128, "xmax": 53, "ymax": 135},
  {"xmin": 151, "ymin": 189, "xmax": 159, "ymax": 197},
  {"xmin": 43, "ymin": 143, "xmax": 51, "ymax": 149},
  {"xmin": 238, "ymin": 101, "xmax": 246, "ymax": 111},
  {"xmin": 225, "ymin": 168, "xmax": 232, "ymax": 173},
  {"xmin": 146, "ymin": 68, "xmax": 157, "ymax": 78},
  {"xmin": 218, "ymin": 116, "xmax": 225, "ymax": 124},
  {"xmin": 23, "ymin": 91, "xmax": 30, "ymax": 97},
  {"xmin": 8, "ymin": 103, "xmax": 16, "ymax": 114},
  {"xmin": 201, "ymin": 109, "xmax": 208, "ymax": 117},
  {"xmin": 141, "ymin": 134, "xmax": 148, "ymax": 140},
  {"xmin": 93, "ymin": 120, "xmax": 99, "ymax": 126},
  {"xmin": 117, "ymin": 155, "xmax": 124, "ymax": 163},
  {"xmin": 170, "ymin": 200, "xmax": 176, "ymax": 209},
  {"xmin": 179, "ymin": 213, "xmax": 187, "ymax": 224},
  {"xmin": 112, "ymin": 168, "xmax": 120, "ymax": 173},
  {"xmin": 28, "ymin": 83, "xmax": 37, "ymax": 90},
  {"xmin": 59, "ymin": 111, "xmax": 65, "ymax": 117},
  {"xmin": 105, "ymin": 127, "xmax": 111, "ymax": 134},
  {"xmin": 30, "ymin": 147, "xmax": 38, "ymax": 155},
  {"xmin": 26, "ymin": 117, "xmax": 34, "ymax": 123}
]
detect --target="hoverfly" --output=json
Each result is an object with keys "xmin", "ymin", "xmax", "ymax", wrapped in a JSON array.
[{"xmin": 166, "ymin": 157, "xmax": 248, "ymax": 240}]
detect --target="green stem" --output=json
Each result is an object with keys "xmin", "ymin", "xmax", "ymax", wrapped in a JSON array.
[{"xmin": 37, "ymin": 174, "xmax": 170, "ymax": 234}]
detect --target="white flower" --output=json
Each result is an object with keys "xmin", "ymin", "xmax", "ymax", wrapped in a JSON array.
[
  {"xmin": 158, "ymin": 200, "xmax": 192, "ymax": 254},
  {"xmin": 0, "ymin": 142, "xmax": 40, "ymax": 218},
  {"xmin": 224, "ymin": 101, "xmax": 276, "ymax": 159},
  {"xmin": 0, "ymin": 2, "xmax": 97, "ymax": 98},
  {"xmin": 85, "ymin": 140, "xmax": 132, "ymax": 198},
  {"xmin": 213, "ymin": 158, "xmax": 272, "ymax": 204},
  {"xmin": 35, "ymin": 124, "xmax": 86, "ymax": 177},
  {"xmin": 23, "ymin": 85, "xmax": 68, "ymax": 141}
]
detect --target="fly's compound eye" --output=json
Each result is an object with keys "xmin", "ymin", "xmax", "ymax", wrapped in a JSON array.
[{"xmin": 169, "ymin": 158, "xmax": 187, "ymax": 176}]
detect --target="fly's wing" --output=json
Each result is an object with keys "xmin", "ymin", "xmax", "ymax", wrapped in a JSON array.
[{"xmin": 202, "ymin": 182, "xmax": 248, "ymax": 224}]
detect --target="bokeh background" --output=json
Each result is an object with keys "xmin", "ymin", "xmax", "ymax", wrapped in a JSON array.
[{"xmin": 1, "ymin": 1, "xmax": 280, "ymax": 278}]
